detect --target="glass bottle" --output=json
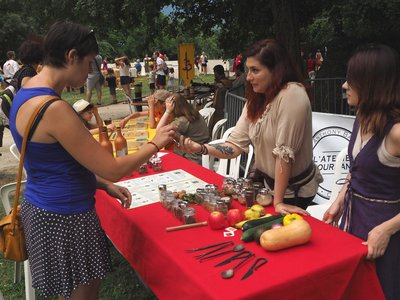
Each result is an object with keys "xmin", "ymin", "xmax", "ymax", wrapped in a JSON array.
[
  {"xmin": 99, "ymin": 126, "xmax": 113, "ymax": 155},
  {"xmin": 114, "ymin": 126, "xmax": 128, "ymax": 157}
]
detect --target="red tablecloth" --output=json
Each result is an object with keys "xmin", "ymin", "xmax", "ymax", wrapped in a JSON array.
[{"xmin": 95, "ymin": 152, "xmax": 385, "ymax": 300}]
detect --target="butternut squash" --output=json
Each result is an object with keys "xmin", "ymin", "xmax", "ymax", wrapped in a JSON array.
[{"xmin": 259, "ymin": 219, "xmax": 312, "ymax": 251}]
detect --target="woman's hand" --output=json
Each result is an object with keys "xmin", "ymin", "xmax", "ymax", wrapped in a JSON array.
[
  {"xmin": 107, "ymin": 123, "xmax": 116, "ymax": 132},
  {"xmin": 322, "ymin": 198, "xmax": 344, "ymax": 227},
  {"xmin": 165, "ymin": 96, "xmax": 175, "ymax": 113},
  {"xmin": 147, "ymin": 95, "xmax": 156, "ymax": 107},
  {"xmin": 179, "ymin": 136, "xmax": 202, "ymax": 153},
  {"xmin": 152, "ymin": 123, "xmax": 177, "ymax": 149},
  {"xmin": 105, "ymin": 183, "xmax": 132, "ymax": 209},
  {"xmin": 274, "ymin": 202, "xmax": 310, "ymax": 216},
  {"xmin": 363, "ymin": 224, "xmax": 391, "ymax": 260}
]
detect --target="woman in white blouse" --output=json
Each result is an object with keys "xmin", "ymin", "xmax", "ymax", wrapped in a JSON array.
[{"xmin": 180, "ymin": 39, "xmax": 322, "ymax": 215}]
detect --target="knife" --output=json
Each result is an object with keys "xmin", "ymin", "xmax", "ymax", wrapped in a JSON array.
[{"xmin": 241, "ymin": 257, "xmax": 268, "ymax": 280}]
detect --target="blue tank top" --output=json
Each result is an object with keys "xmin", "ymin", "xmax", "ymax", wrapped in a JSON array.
[{"xmin": 9, "ymin": 87, "xmax": 96, "ymax": 214}]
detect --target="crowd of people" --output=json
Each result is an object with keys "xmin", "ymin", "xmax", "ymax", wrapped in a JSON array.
[{"xmin": 1, "ymin": 19, "xmax": 399, "ymax": 300}]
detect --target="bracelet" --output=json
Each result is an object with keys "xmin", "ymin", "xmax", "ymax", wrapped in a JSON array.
[
  {"xmin": 148, "ymin": 141, "xmax": 160, "ymax": 152},
  {"xmin": 194, "ymin": 144, "xmax": 209, "ymax": 155}
]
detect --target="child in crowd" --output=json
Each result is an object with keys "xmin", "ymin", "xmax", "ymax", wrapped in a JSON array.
[
  {"xmin": 149, "ymin": 67, "xmax": 156, "ymax": 95},
  {"xmin": 73, "ymin": 99, "xmax": 115, "ymax": 134},
  {"xmin": 106, "ymin": 68, "xmax": 117, "ymax": 104},
  {"xmin": 168, "ymin": 67, "xmax": 175, "ymax": 92}
]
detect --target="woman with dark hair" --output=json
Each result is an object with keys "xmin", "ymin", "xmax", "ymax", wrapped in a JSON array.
[
  {"xmin": 12, "ymin": 39, "xmax": 43, "ymax": 89},
  {"xmin": 157, "ymin": 93, "xmax": 210, "ymax": 164},
  {"xmin": 180, "ymin": 39, "xmax": 322, "ymax": 214},
  {"xmin": 9, "ymin": 21, "xmax": 176, "ymax": 299},
  {"xmin": 323, "ymin": 44, "xmax": 400, "ymax": 300}
]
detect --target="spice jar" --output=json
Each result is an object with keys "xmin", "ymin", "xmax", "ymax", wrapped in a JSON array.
[
  {"xmin": 195, "ymin": 188, "xmax": 206, "ymax": 205},
  {"xmin": 164, "ymin": 192, "xmax": 175, "ymax": 211},
  {"xmin": 182, "ymin": 207, "xmax": 196, "ymax": 224},
  {"xmin": 138, "ymin": 163, "xmax": 148, "ymax": 174},
  {"xmin": 243, "ymin": 178, "xmax": 253, "ymax": 190},
  {"xmin": 221, "ymin": 196, "xmax": 232, "ymax": 210},
  {"xmin": 222, "ymin": 177, "xmax": 236, "ymax": 196},
  {"xmin": 237, "ymin": 190, "xmax": 247, "ymax": 205},
  {"xmin": 153, "ymin": 157, "xmax": 163, "ymax": 172},
  {"xmin": 172, "ymin": 200, "xmax": 183, "ymax": 221},
  {"xmin": 256, "ymin": 188, "xmax": 273, "ymax": 206},
  {"xmin": 244, "ymin": 188, "xmax": 255, "ymax": 208},
  {"xmin": 158, "ymin": 184, "xmax": 167, "ymax": 205},
  {"xmin": 216, "ymin": 198, "xmax": 228, "ymax": 216}
]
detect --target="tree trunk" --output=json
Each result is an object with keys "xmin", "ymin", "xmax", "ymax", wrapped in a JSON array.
[{"xmin": 271, "ymin": 0, "xmax": 305, "ymax": 76}]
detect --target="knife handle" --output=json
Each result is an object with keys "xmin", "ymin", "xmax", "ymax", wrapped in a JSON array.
[{"xmin": 166, "ymin": 221, "xmax": 208, "ymax": 232}]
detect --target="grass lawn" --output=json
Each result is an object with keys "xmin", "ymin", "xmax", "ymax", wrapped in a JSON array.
[
  {"xmin": 0, "ymin": 74, "xmax": 215, "ymax": 299},
  {"xmin": 61, "ymin": 75, "xmax": 215, "ymax": 106}
]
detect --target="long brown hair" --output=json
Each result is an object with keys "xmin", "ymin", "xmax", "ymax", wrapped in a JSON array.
[
  {"xmin": 245, "ymin": 39, "xmax": 309, "ymax": 122},
  {"xmin": 172, "ymin": 93, "xmax": 199, "ymax": 123},
  {"xmin": 347, "ymin": 44, "xmax": 400, "ymax": 136}
]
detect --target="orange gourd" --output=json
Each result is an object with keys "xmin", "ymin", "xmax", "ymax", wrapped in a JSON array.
[{"xmin": 259, "ymin": 219, "xmax": 312, "ymax": 251}]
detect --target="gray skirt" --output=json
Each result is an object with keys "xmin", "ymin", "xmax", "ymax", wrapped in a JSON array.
[{"xmin": 21, "ymin": 201, "xmax": 112, "ymax": 299}]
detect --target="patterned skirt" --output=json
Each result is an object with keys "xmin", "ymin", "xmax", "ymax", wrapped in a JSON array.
[{"xmin": 21, "ymin": 201, "xmax": 112, "ymax": 299}]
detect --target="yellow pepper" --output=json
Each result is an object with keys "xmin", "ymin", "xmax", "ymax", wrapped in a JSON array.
[{"xmin": 283, "ymin": 213, "xmax": 303, "ymax": 226}]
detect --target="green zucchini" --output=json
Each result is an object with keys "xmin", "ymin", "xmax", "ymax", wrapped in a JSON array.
[
  {"xmin": 241, "ymin": 216, "xmax": 285, "ymax": 242},
  {"xmin": 242, "ymin": 214, "xmax": 284, "ymax": 231}
]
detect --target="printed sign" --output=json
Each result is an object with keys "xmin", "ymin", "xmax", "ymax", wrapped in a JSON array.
[{"xmin": 312, "ymin": 112, "xmax": 355, "ymax": 204}]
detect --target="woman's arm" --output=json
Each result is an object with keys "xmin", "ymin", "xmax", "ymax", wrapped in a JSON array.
[
  {"xmin": 35, "ymin": 100, "xmax": 177, "ymax": 182},
  {"xmin": 120, "ymin": 111, "xmax": 148, "ymax": 129},
  {"xmin": 156, "ymin": 96, "xmax": 174, "ymax": 129},
  {"xmin": 323, "ymin": 173, "xmax": 351, "ymax": 224},
  {"xmin": 364, "ymin": 213, "xmax": 400, "ymax": 259},
  {"xmin": 96, "ymin": 175, "xmax": 132, "ymax": 208},
  {"xmin": 147, "ymin": 95, "xmax": 157, "ymax": 129},
  {"xmin": 181, "ymin": 136, "xmax": 242, "ymax": 159},
  {"xmin": 92, "ymin": 105, "xmax": 104, "ymax": 128}
]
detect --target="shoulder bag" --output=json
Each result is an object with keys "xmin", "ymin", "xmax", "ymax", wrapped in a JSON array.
[{"xmin": 0, "ymin": 96, "xmax": 59, "ymax": 261}]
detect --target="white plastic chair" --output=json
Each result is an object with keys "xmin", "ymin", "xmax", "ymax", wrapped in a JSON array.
[
  {"xmin": 0, "ymin": 181, "xmax": 35, "ymax": 300},
  {"xmin": 211, "ymin": 118, "xmax": 227, "ymax": 141},
  {"xmin": 202, "ymin": 139, "xmax": 242, "ymax": 179},
  {"xmin": 9, "ymin": 144, "xmax": 27, "ymax": 178},
  {"xmin": 307, "ymin": 148, "xmax": 348, "ymax": 220},
  {"xmin": 198, "ymin": 107, "xmax": 215, "ymax": 127},
  {"xmin": 243, "ymin": 144, "xmax": 254, "ymax": 178},
  {"xmin": 203, "ymin": 101, "xmax": 213, "ymax": 109},
  {"xmin": 222, "ymin": 126, "xmax": 235, "ymax": 140}
]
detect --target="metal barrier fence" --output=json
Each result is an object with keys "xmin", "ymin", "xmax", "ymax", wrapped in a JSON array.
[
  {"xmin": 224, "ymin": 77, "xmax": 352, "ymax": 129},
  {"xmin": 310, "ymin": 77, "xmax": 354, "ymax": 115}
]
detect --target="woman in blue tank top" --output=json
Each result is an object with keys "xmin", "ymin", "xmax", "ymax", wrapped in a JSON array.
[
  {"xmin": 10, "ymin": 21, "xmax": 177, "ymax": 299},
  {"xmin": 323, "ymin": 44, "xmax": 400, "ymax": 300}
]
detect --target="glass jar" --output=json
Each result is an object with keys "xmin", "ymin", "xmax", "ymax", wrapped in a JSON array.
[
  {"xmin": 158, "ymin": 184, "xmax": 167, "ymax": 205},
  {"xmin": 164, "ymin": 192, "xmax": 176, "ymax": 211},
  {"xmin": 147, "ymin": 154, "xmax": 157, "ymax": 168},
  {"xmin": 195, "ymin": 188, "xmax": 206, "ymax": 205},
  {"xmin": 256, "ymin": 188, "xmax": 273, "ymax": 206},
  {"xmin": 221, "ymin": 196, "xmax": 232, "ymax": 210},
  {"xmin": 222, "ymin": 177, "xmax": 236, "ymax": 196},
  {"xmin": 153, "ymin": 157, "xmax": 163, "ymax": 172},
  {"xmin": 138, "ymin": 163, "xmax": 148, "ymax": 174},
  {"xmin": 172, "ymin": 200, "xmax": 184, "ymax": 221},
  {"xmin": 244, "ymin": 188, "xmax": 255, "ymax": 208},
  {"xmin": 182, "ymin": 207, "xmax": 196, "ymax": 224},
  {"xmin": 216, "ymin": 199, "xmax": 228, "ymax": 216},
  {"xmin": 237, "ymin": 190, "xmax": 247, "ymax": 205},
  {"xmin": 243, "ymin": 178, "xmax": 253, "ymax": 190}
]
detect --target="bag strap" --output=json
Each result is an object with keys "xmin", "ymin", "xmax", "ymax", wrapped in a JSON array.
[{"xmin": 10, "ymin": 96, "xmax": 60, "ymax": 229}]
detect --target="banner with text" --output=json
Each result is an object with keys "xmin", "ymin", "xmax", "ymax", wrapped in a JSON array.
[{"xmin": 312, "ymin": 112, "xmax": 355, "ymax": 204}]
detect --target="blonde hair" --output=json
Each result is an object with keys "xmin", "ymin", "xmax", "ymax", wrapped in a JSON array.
[{"xmin": 153, "ymin": 89, "xmax": 171, "ymax": 102}]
